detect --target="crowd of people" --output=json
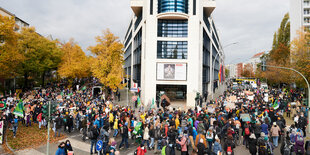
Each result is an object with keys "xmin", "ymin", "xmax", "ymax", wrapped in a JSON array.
[{"xmin": 0, "ymin": 79, "xmax": 309, "ymax": 155}]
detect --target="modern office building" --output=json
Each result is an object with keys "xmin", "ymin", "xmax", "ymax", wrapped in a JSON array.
[
  {"xmin": 290, "ymin": 0, "xmax": 310, "ymax": 41},
  {"xmin": 123, "ymin": 0, "xmax": 223, "ymax": 107}
]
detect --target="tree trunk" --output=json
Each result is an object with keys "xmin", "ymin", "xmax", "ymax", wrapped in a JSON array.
[
  {"xmin": 42, "ymin": 71, "xmax": 46, "ymax": 88},
  {"xmin": 24, "ymin": 72, "xmax": 28, "ymax": 91}
]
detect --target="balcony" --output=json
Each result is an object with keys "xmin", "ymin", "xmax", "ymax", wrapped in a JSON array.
[
  {"xmin": 131, "ymin": 0, "xmax": 143, "ymax": 16},
  {"xmin": 203, "ymin": 0, "xmax": 216, "ymax": 16},
  {"xmin": 157, "ymin": 12, "xmax": 189, "ymax": 20}
]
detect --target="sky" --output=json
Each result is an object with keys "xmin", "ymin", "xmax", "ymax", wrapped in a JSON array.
[{"xmin": 0, "ymin": 0, "xmax": 289, "ymax": 63}]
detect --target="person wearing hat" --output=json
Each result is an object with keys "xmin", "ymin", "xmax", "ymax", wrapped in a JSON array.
[
  {"xmin": 270, "ymin": 122, "xmax": 281, "ymax": 147},
  {"xmin": 249, "ymin": 133, "xmax": 257, "ymax": 155}
]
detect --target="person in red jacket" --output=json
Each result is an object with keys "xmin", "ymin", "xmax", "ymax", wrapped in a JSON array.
[
  {"xmin": 37, "ymin": 113, "xmax": 43, "ymax": 129},
  {"xmin": 136, "ymin": 144, "xmax": 147, "ymax": 155}
]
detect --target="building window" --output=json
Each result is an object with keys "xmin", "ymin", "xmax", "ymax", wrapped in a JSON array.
[
  {"xmin": 157, "ymin": 41, "xmax": 187, "ymax": 59},
  {"xmin": 150, "ymin": 0, "xmax": 153, "ymax": 15},
  {"xmin": 135, "ymin": 10, "xmax": 143, "ymax": 30},
  {"xmin": 305, "ymin": 1, "xmax": 310, "ymax": 6},
  {"xmin": 158, "ymin": 19, "xmax": 188, "ymax": 37},
  {"xmin": 158, "ymin": 0, "xmax": 188, "ymax": 14},
  {"xmin": 193, "ymin": 0, "xmax": 196, "ymax": 15},
  {"xmin": 305, "ymin": 9, "xmax": 310, "ymax": 15},
  {"xmin": 304, "ymin": 17, "xmax": 310, "ymax": 24}
]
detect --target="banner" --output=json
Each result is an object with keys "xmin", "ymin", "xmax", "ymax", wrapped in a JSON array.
[
  {"xmin": 157, "ymin": 63, "xmax": 187, "ymax": 81},
  {"xmin": 0, "ymin": 101, "xmax": 6, "ymax": 110},
  {"xmin": 13, "ymin": 100, "xmax": 24, "ymax": 117},
  {"xmin": 0, "ymin": 121, "xmax": 3, "ymax": 144}
]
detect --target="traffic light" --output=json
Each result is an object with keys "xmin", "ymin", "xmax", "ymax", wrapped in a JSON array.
[{"xmin": 42, "ymin": 104, "xmax": 48, "ymax": 119}]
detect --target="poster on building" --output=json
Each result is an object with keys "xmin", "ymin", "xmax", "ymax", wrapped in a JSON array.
[
  {"xmin": 157, "ymin": 63, "xmax": 187, "ymax": 81},
  {"xmin": 0, "ymin": 121, "xmax": 3, "ymax": 144}
]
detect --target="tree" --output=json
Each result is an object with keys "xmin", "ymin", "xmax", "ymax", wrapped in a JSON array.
[
  {"xmin": 58, "ymin": 39, "xmax": 91, "ymax": 79},
  {"xmin": 0, "ymin": 15, "xmax": 24, "ymax": 79},
  {"xmin": 256, "ymin": 13, "xmax": 292, "ymax": 85},
  {"xmin": 225, "ymin": 68, "xmax": 229, "ymax": 78},
  {"xmin": 241, "ymin": 64, "xmax": 254, "ymax": 78},
  {"xmin": 18, "ymin": 27, "xmax": 63, "ymax": 88},
  {"xmin": 290, "ymin": 30, "xmax": 310, "ymax": 87},
  {"xmin": 89, "ymin": 29, "xmax": 125, "ymax": 91},
  {"xmin": 272, "ymin": 13, "xmax": 290, "ymax": 50}
]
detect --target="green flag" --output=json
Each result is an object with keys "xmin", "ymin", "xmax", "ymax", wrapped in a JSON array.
[
  {"xmin": 13, "ymin": 100, "xmax": 24, "ymax": 117},
  {"xmin": 150, "ymin": 98, "xmax": 155, "ymax": 109},
  {"xmin": 137, "ymin": 96, "xmax": 141, "ymax": 107},
  {"xmin": 272, "ymin": 99, "xmax": 279, "ymax": 110},
  {"xmin": 82, "ymin": 86, "xmax": 86, "ymax": 91}
]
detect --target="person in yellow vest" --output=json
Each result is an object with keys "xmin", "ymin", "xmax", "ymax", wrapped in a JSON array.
[
  {"xmin": 109, "ymin": 112, "xmax": 114, "ymax": 130},
  {"xmin": 175, "ymin": 115, "xmax": 180, "ymax": 129},
  {"xmin": 113, "ymin": 117, "xmax": 119, "ymax": 137},
  {"xmin": 140, "ymin": 113, "xmax": 146, "ymax": 124}
]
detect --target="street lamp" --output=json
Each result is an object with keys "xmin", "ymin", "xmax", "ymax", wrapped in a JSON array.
[{"xmin": 211, "ymin": 42, "xmax": 238, "ymax": 100}]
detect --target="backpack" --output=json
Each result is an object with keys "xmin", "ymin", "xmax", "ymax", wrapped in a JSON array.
[
  {"xmin": 258, "ymin": 145, "xmax": 268, "ymax": 155},
  {"xmin": 266, "ymin": 142, "xmax": 273, "ymax": 155},
  {"xmin": 88, "ymin": 130, "xmax": 94, "ymax": 139},
  {"xmin": 283, "ymin": 142, "xmax": 291, "ymax": 155},
  {"xmin": 161, "ymin": 146, "xmax": 167, "ymax": 155},
  {"xmin": 245, "ymin": 127, "xmax": 250, "ymax": 136},
  {"xmin": 227, "ymin": 146, "xmax": 232, "ymax": 155}
]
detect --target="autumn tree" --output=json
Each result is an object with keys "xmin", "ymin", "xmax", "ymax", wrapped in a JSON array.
[
  {"xmin": 18, "ymin": 27, "xmax": 63, "ymax": 87},
  {"xmin": 0, "ymin": 15, "xmax": 24, "ymax": 79},
  {"xmin": 241, "ymin": 64, "xmax": 254, "ymax": 78},
  {"xmin": 88, "ymin": 29, "xmax": 125, "ymax": 91},
  {"xmin": 58, "ymin": 39, "xmax": 91, "ymax": 79},
  {"xmin": 257, "ymin": 13, "xmax": 292, "ymax": 84},
  {"xmin": 290, "ymin": 30, "xmax": 310, "ymax": 87}
]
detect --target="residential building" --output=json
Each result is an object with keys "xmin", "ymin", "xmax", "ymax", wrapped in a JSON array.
[
  {"xmin": 226, "ymin": 64, "xmax": 237, "ymax": 78},
  {"xmin": 244, "ymin": 52, "xmax": 264, "ymax": 75},
  {"xmin": 123, "ymin": 0, "xmax": 223, "ymax": 107},
  {"xmin": 290, "ymin": 0, "xmax": 310, "ymax": 41},
  {"xmin": 0, "ymin": 7, "xmax": 29, "ymax": 32}
]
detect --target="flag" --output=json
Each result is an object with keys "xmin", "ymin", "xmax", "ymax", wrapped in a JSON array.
[
  {"xmin": 272, "ymin": 99, "xmax": 280, "ymax": 110},
  {"xmin": 150, "ymin": 98, "xmax": 155, "ymax": 109},
  {"xmin": 13, "ymin": 100, "xmax": 24, "ymax": 117},
  {"xmin": 82, "ymin": 86, "xmax": 86, "ymax": 91},
  {"xmin": 137, "ymin": 96, "xmax": 141, "ymax": 107}
]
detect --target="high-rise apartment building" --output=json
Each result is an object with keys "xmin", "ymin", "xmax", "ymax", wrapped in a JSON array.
[
  {"xmin": 290, "ymin": 0, "xmax": 310, "ymax": 41},
  {"xmin": 123, "ymin": 0, "xmax": 223, "ymax": 107}
]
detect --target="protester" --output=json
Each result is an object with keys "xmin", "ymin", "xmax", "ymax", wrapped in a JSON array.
[{"xmin": 55, "ymin": 142, "xmax": 66, "ymax": 155}]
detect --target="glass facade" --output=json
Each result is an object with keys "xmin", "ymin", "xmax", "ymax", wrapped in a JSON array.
[
  {"xmin": 158, "ymin": 19, "xmax": 188, "ymax": 37},
  {"xmin": 157, "ymin": 41, "xmax": 187, "ymax": 59},
  {"xmin": 158, "ymin": 0, "xmax": 188, "ymax": 14}
]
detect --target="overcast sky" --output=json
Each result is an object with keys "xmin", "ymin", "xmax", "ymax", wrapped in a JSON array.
[{"xmin": 1, "ymin": 0, "xmax": 289, "ymax": 63}]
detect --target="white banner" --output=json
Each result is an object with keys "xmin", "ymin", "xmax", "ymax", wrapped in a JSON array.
[
  {"xmin": 157, "ymin": 63, "xmax": 187, "ymax": 81},
  {"xmin": 0, "ymin": 121, "xmax": 3, "ymax": 144}
]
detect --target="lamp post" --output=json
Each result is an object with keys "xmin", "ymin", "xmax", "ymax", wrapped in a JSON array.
[
  {"xmin": 261, "ymin": 64, "xmax": 310, "ymax": 133},
  {"xmin": 211, "ymin": 42, "xmax": 238, "ymax": 100}
]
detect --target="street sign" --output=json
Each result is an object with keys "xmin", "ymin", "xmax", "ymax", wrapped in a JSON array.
[
  {"xmin": 96, "ymin": 140, "xmax": 103, "ymax": 152},
  {"xmin": 132, "ymin": 96, "xmax": 137, "ymax": 101}
]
